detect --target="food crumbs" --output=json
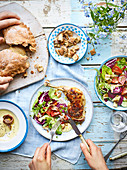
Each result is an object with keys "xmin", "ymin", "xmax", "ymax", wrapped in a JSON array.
[
  {"xmin": 90, "ymin": 48, "xmax": 96, "ymax": 56},
  {"xmin": 31, "ymin": 71, "xmax": 34, "ymax": 74},
  {"xmin": 86, "ymin": 57, "xmax": 90, "ymax": 61},
  {"xmin": 23, "ymin": 72, "xmax": 28, "ymax": 78},
  {"xmin": 45, "ymin": 75, "xmax": 47, "ymax": 77}
]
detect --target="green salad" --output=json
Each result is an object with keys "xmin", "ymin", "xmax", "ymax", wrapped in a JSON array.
[{"xmin": 96, "ymin": 57, "xmax": 127, "ymax": 108}]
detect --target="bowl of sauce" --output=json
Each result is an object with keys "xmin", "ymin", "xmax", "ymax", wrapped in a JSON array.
[
  {"xmin": 0, "ymin": 109, "xmax": 19, "ymax": 141},
  {"xmin": 0, "ymin": 100, "xmax": 28, "ymax": 152}
]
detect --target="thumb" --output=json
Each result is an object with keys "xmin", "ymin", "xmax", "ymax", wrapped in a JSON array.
[
  {"xmin": 80, "ymin": 143, "xmax": 91, "ymax": 159},
  {"xmin": 0, "ymin": 37, "xmax": 4, "ymax": 44}
]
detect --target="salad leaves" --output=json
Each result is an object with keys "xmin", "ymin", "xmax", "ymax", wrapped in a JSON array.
[
  {"xmin": 32, "ymin": 88, "xmax": 67, "ymax": 135},
  {"xmin": 96, "ymin": 57, "xmax": 127, "ymax": 108}
]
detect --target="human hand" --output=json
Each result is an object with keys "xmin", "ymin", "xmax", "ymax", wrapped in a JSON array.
[
  {"xmin": 29, "ymin": 143, "xmax": 51, "ymax": 170},
  {"xmin": 80, "ymin": 139, "xmax": 108, "ymax": 170},
  {"xmin": 0, "ymin": 76, "xmax": 13, "ymax": 92},
  {"xmin": 0, "ymin": 11, "xmax": 20, "ymax": 44}
]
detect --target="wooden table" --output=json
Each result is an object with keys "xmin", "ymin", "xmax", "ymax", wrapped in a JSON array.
[{"xmin": 0, "ymin": 0, "xmax": 127, "ymax": 169}]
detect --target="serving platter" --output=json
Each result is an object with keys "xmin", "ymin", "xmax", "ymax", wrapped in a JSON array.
[
  {"xmin": 29, "ymin": 78, "xmax": 93, "ymax": 141},
  {"xmin": 48, "ymin": 23, "xmax": 88, "ymax": 64},
  {"xmin": 0, "ymin": 100, "xmax": 28, "ymax": 152},
  {"xmin": 94, "ymin": 55, "xmax": 127, "ymax": 111},
  {"xmin": 0, "ymin": 2, "xmax": 49, "ymax": 94}
]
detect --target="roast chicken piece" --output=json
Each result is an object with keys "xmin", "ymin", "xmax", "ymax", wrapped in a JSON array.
[{"xmin": 44, "ymin": 81, "xmax": 86, "ymax": 122}]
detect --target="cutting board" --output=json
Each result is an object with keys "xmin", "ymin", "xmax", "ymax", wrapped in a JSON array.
[{"xmin": 0, "ymin": 2, "xmax": 49, "ymax": 94}]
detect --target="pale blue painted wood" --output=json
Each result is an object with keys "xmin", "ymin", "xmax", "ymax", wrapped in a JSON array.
[{"xmin": 82, "ymin": 67, "xmax": 100, "ymax": 102}]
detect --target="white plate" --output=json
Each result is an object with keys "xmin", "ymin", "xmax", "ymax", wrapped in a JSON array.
[
  {"xmin": 48, "ymin": 23, "xmax": 88, "ymax": 64},
  {"xmin": 0, "ymin": 100, "xmax": 28, "ymax": 152},
  {"xmin": 29, "ymin": 78, "xmax": 93, "ymax": 141},
  {"xmin": 94, "ymin": 55, "xmax": 127, "ymax": 111}
]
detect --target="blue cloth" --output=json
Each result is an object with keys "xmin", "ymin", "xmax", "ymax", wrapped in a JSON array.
[{"xmin": 0, "ymin": 57, "xmax": 88, "ymax": 164}]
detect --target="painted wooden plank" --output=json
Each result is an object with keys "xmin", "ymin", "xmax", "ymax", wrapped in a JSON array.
[{"xmin": 0, "ymin": 0, "xmax": 71, "ymax": 28}]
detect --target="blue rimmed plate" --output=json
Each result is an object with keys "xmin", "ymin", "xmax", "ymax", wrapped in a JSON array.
[
  {"xmin": 94, "ymin": 55, "xmax": 127, "ymax": 111},
  {"xmin": 48, "ymin": 23, "xmax": 88, "ymax": 64},
  {"xmin": 0, "ymin": 100, "xmax": 28, "ymax": 152}
]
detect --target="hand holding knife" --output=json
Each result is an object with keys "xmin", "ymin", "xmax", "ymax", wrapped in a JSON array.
[{"xmin": 68, "ymin": 117, "xmax": 90, "ymax": 153}]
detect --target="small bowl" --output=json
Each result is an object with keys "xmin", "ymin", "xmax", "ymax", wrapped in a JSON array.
[
  {"xmin": 0, "ymin": 100, "xmax": 28, "ymax": 152},
  {"xmin": 94, "ymin": 55, "xmax": 127, "ymax": 111},
  {"xmin": 48, "ymin": 23, "xmax": 88, "ymax": 64}
]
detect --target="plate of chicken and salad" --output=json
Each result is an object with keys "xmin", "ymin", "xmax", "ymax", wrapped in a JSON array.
[
  {"xmin": 29, "ymin": 78, "xmax": 93, "ymax": 141},
  {"xmin": 95, "ymin": 56, "xmax": 127, "ymax": 111}
]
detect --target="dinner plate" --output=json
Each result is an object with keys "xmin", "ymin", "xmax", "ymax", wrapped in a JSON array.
[
  {"xmin": 29, "ymin": 78, "xmax": 93, "ymax": 141},
  {"xmin": 0, "ymin": 100, "xmax": 28, "ymax": 152},
  {"xmin": 48, "ymin": 23, "xmax": 88, "ymax": 64},
  {"xmin": 94, "ymin": 55, "xmax": 127, "ymax": 111}
]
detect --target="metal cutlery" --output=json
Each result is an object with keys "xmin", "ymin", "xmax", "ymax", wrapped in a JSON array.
[
  {"xmin": 68, "ymin": 117, "xmax": 90, "ymax": 153},
  {"xmin": 104, "ymin": 130, "xmax": 127, "ymax": 162},
  {"xmin": 49, "ymin": 118, "xmax": 62, "ymax": 145}
]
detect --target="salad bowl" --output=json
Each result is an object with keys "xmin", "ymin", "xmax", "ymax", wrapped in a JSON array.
[{"xmin": 94, "ymin": 56, "xmax": 127, "ymax": 111}]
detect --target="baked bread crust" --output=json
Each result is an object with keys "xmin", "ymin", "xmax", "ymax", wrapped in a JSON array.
[
  {"xmin": 3, "ymin": 23, "xmax": 36, "ymax": 52},
  {"xmin": 0, "ymin": 48, "xmax": 30, "ymax": 77}
]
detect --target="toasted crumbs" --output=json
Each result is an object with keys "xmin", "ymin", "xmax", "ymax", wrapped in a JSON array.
[
  {"xmin": 31, "ymin": 71, "xmax": 34, "ymax": 74},
  {"xmin": 90, "ymin": 48, "xmax": 96, "ymax": 56},
  {"xmin": 23, "ymin": 72, "xmax": 28, "ymax": 78},
  {"xmin": 36, "ymin": 56, "xmax": 39, "ymax": 59},
  {"xmin": 45, "ymin": 75, "xmax": 47, "ymax": 77},
  {"xmin": 86, "ymin": 57, "xmax": 90, "ymax": 60},
  {"xmin": 30, "ymin": 56, "xmax": 32, "ymax": 59},
  {"xmin": 34, "ymin": 64, "xmax": 37, "ymax": 69},
  {"xmin": 88, "ymin": 52, "xmax": 90, "ymax": 54},
  {"xmin": 72, "ymin": 54, "xmax": 79, "ymax": 61},
  {"xmin": 37, "ymin": 65, "xmax": 44, "ymax": 72}
]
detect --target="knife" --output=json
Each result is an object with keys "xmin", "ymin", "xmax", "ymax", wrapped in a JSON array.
[{"xmin": 68, "ymin": 117, "xmax": 90, "ymax": 153}]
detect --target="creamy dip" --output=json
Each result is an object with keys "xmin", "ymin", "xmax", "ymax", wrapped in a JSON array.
[
  {"xmin": 61, "ymin": 123, "xmax": 72, "ymax": 132},
  {"xmin": 0, "ymin": 109, "xmax": 19, "ymax": 141}
]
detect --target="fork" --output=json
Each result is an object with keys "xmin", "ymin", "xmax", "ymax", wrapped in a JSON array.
[
  {"xmin": 104, "ymin": 130, "xmax": 127, "ymax": 162},
  {"xmin": 48, "ymin": 118, "xmax": 62, "ymax": 145}
]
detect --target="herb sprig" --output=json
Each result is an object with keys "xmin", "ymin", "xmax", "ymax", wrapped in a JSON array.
[{"xmin": 80, "ymin": 0, "xmax": 127, "ymax": 45}]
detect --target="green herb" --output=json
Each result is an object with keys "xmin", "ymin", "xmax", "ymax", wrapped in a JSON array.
[
  {"xmin": 48, "ymin": 88, "xmax": 58, "ymax": 100},
  {"xmin": 117, "ymin": 58, "xmax": 127, "ymax": 69},
  {"xmin": 102, "ymin": 65, "xmax": 112, "ymax": 79},
  {"xmin": 80, "ymin": 0, "xmax": 127, "ymax": 46}
]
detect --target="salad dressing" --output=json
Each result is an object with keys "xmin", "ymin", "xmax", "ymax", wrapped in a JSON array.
[{"xmin": 0, "ymin": 109, "xmax": 19, "ymax": 141}]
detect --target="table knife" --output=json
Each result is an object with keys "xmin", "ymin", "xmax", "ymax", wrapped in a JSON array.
[{"xmin": 68, "ymin": 118, "xmax": 90, "ymax": 153}]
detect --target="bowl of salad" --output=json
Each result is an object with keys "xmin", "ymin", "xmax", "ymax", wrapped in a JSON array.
[{"xmin": 95, "ymin": 56, "xmax": 127, "ymax": 110}]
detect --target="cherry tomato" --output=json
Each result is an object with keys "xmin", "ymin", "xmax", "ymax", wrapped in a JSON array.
[
  {"xmin": 46, "ymin": 110, "xmax": 51, "ymax": 116},
  {"xmin": 112, "ymin": 66, "xmax": 122, "ymax": 74},
  {"xmin": 118, "ymin": 75, "xmax": 126, "ymax": 85},
  {"xmin": 111, "ymin": 77, "xmax": 118, "ymax": 84},
  {"xmin": 51, "ymin": 111, "xmax": 60, "ymax": 117},
  {"xmin": 121, "ymin": 87, "xmax": 127, "ymax": 95}
]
